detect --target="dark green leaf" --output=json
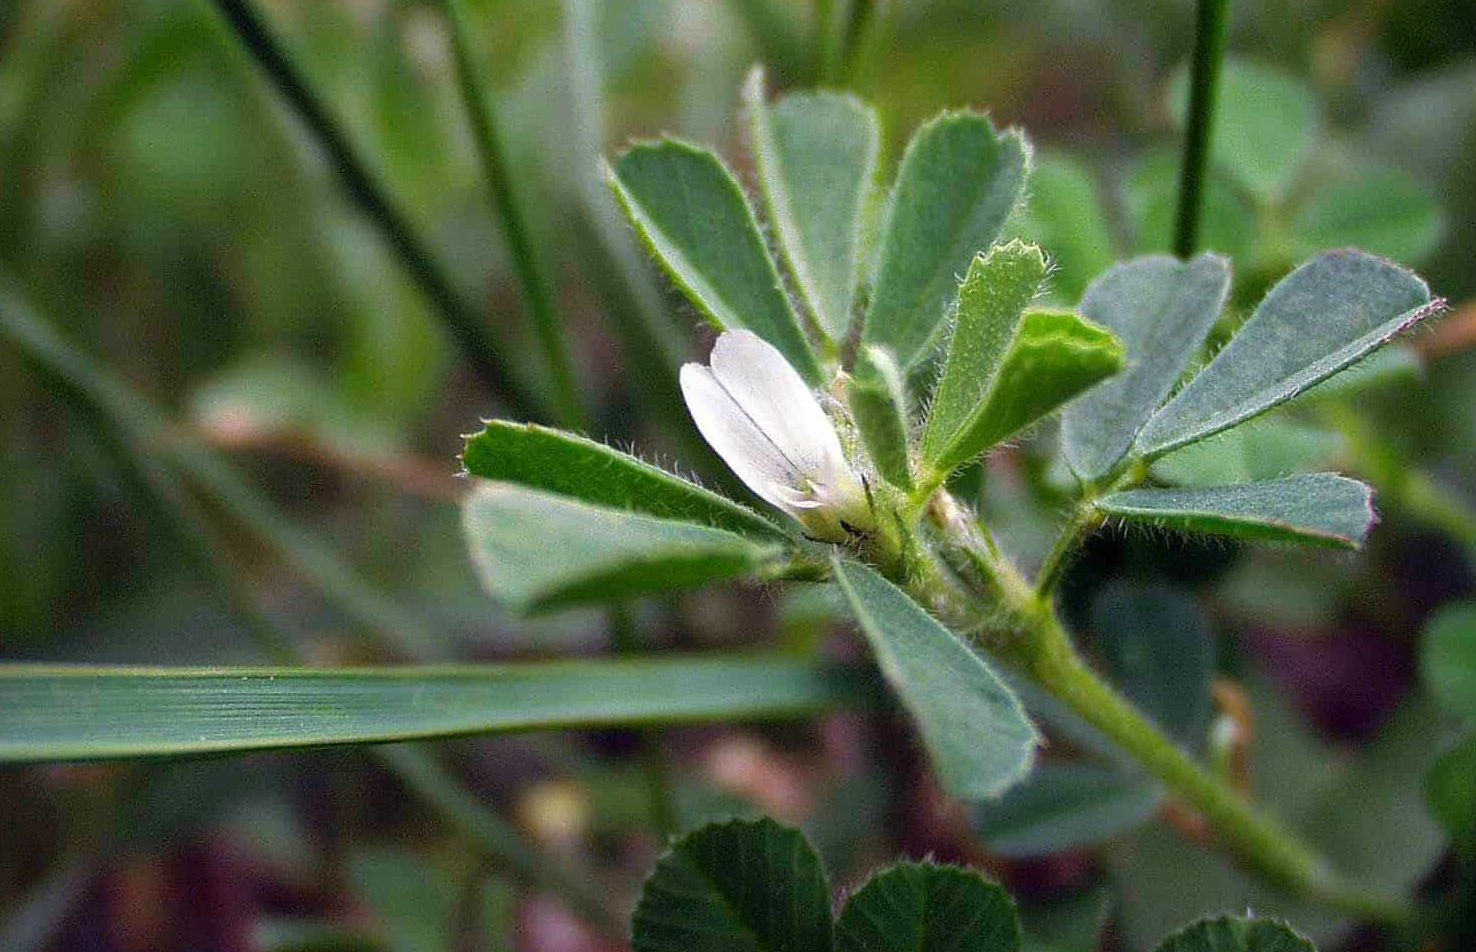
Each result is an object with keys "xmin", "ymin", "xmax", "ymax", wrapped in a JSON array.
[
  {"xmin": 850, "ymin": 345, "xmax": 915, "ymax": 489},
  {"xmin": 631, "ymin": 817, "xmax": 832, "ymax": 952},
  {"xmin": 744, "ymin": 67, "xmax": 879, "ymax": 341},
  {"xmin": 0, "ymin": 657, "xmax": 861, "ymax": 762},
  {"xmin": 1009, "ymin": 152, "xmax": 1116, "ymax": 304},
  {"xmin": 1091, "ymin": 581, "xmax": 1214, "ymax": 746},
  {"xmin": 832, "ymin": 558, "xmax": 1039, "ymax": 800},
  {"xmin": 462, "ymin": 420, "xmax": 787, "ymax": 540},
  {"xmin": 1061, "ymin": 254, "xmax": 1230, "ymax": 482},
  {"xmin": 1137, "ymin": 251, "xmax": 1439, "ymax": 458},
  {"xmin": 463, "ymin": 482, "xmax": 779, "ymax": 613},
  {"xmin": 1292, "ymin": 166, "xmax": 1442, "ymax": 264},
  {"xmin": 975, "ymin": 763, "xmax": 1161, "ymax": 857},
  {"xmin": 1425, "ymin": 732, "xmax": 1476, "ymax": 846},
  {"xmin": 1421, "ymin": 602, "xmax": 1476, "ymax": 721},
  {"xmin": 1155, "ymin": 915, "xmax": 1316, "ymax": 952},
  {"xmin": 606, "ymin": 139, "xmax": 821, "ymax": 382},
  {"xmin": 834, "ymin": 862, "xmax": 1020, "ymax": 952},
  {"xmin": 862, "ymin": 112, "xmax": 1029, "ymax": 369},
  {"xmin": 1151, "ymin": 420, "xmax": 1341, "ymax": 487},
  {"xmin": 1169, "ymin": 59, "xmax": 1317, "ymax": 202},
  {"xmin": 1094, "ymin": 475, "xmax": 1374, "ymax": 549},
  {"xmin": 922, "ymin": 242, "xmax": 1048, "ymax": 465}
]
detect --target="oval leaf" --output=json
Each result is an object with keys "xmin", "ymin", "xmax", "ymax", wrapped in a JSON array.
[
  {"xmin": 0, "ymin": 658, "xmax": 860, "ymax": 762},
  {"xmin": 1292, "ymin": 166, "xmax": 1442, "ymax": 264},
  {"xmin": 744, "ymin": 67, "xmax": 879, "ymax": 341},
  {"xmin": 1094, "ymin": 474, "xmax": 1375, "ymax": 549},
  {"xmin": 606, "ymin": 139, "xmax": 822, "ymax": 382},
  {"xmin": 974, "ymin": 763, "xmax": 1161, "ymax": 857},
  {"xmin": 1136, "ymin": 250, "xmax": 1439, "ymax": 459},
  {"xmin": 462, "ymin": 420, "xmax": 786, "ymax": 540},
  {"xmin": 463, "ymin": 482, "xmax": 780, "ymax": 613},
  {"xmin": 832, "ymin": 558, "xmax": 1039, "ymax": 800},
  {"xmin": 632, "ymin": 817, "xmax": 832, "ymax": 952},
  {"xmin": 1155, "ymin": 915, "xmax": 1316, "ymax": 952},
  {"xmin": 862, "ymin": 111, "xmax": 1029, "ymax": 369},
  {"xmin": 835, "ymin": 862, "xmax": 1020, "ymax": 952},
  {"xmin": 1061, "ymin": 254, "xmax": 1230, "ymax": 482}
]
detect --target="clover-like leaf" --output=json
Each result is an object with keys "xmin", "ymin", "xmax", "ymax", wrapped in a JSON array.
[
  {"xmin": 1094, "ymin": 474, "xmax": 1374, "ymax": 549},
  {"xmin": 1136, "ymin": 250, "xmax": 1439, "ymax": 459},
  {"xmin": 744, "ymin": 67, "xmax": 879, "ymax": 341},
  {"xmin": 1154, "ymin": 915, "xmax": 1316, "ymax": 952},
  {"xmin": 862, "ymin": 112, "xmax": 1029, "ymax": 369},
  {"xmin": 832, "ymin": 558, "xmax": 1039, "ymax": 800},
  {"xmin": 835, "ymin": 862, "xmax": 1020, "ymax": 952},
  {"xmin": 606, "ymin": 139, "xmax": 822, "ymax": 382},
  {"xmin": 463, "ymin": 482, "xmax": 781, "ymax": 613},
  {"xmin": 632, "ymin": 817, "xmax": 832, "ymax": 952}
]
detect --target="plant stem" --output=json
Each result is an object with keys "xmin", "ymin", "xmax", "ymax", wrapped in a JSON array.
[
  {"xmin": 204, "ymin": 0, "xmax": 543, "ymax": 418},
  {"xmin": 1172, "ymin": 0, "xmax": 1230, "ymax": 259},
  {"xmin": 442, "ymin": 0, "xmax": 587, "ymax": 430},
  {"xmin": 1034, "ymin": 504, "xmax": 1105, "ymax": 597}
]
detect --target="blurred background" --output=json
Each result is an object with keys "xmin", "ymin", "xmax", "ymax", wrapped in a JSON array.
[{"xmin": 2, "ymin": 0, "xmax": 1474, "ymax": 950}]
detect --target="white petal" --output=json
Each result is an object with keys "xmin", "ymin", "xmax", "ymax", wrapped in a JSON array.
[
  {"xmin": 708, "ymin": 330, "xmax": 850, "ymax": 483},
  {"xmin": 680, "ymin": 362, "xmax": 801, "ymax": 513}
]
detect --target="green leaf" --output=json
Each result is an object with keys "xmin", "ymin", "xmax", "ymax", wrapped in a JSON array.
[
  {"xmin": 832, "ymin": 558, "xmax": 1039, "ymax": 800},
  {"xmin": 462, "ymin": 420, "xmax": 787, "ymax": 541},
  {"xmin": 606, "ymin": 139, "xmax": 822, "ymax": 382},
  {"xmin": 1009, "ymin": 152, "xmax": 1116, "ymax": 304},
  {"xmin": 1091, "ymin": 582, "xmax": 1214, "ymax": 747},
  {"xmin": 1151, "ymin": 419, "xmax": 1342, "ymax": 487},
  {"xmin": 1292, "ymin": 166, "xmax": 1442, "ymax": 264},
  {"xmin": 862, "ymin": 111, "xmax": 1030, "ymax": 369},
  {"xmin": 850, "ymin": 345, "xmax": 915, "ymax": 489},
  {"xmin": 922, "ymin": 243, "xmax": 1047, "ymax": 462},
  {"xmin": 463, "ymin": 482, "xmax": 779, "ymax": 613},
  {"xmin": 744, "ymin": 67, "xmax": 879, "ymax": 341},
  {"xmin": 1124, "ymin": 150, "xmax": 1255, "ymax": 261},
  {"xmin": 0, "ymin": 657, "xmax": 861, "ymax": 762},
  {"xmin": 1136, "ymin": 250, "xmax": 1439, "ymax": 458},
  {"xmin": 1295, "ymin": 346, "xmax": 1422, "ymax": 404},
  {"xmin": 1425, "ymin": 732, "xmax": 1476, "ymax": 847},
  {"xmin": 974, "ymin": 763, "xmax": 1161, "ymax": 857},
  {"xmin": 1094, "ymin": 474, "xmax": 1374, "ymax": 549},
  {"xmin": 1154, "ymin": 915, "xmax": 1316, "ymax": 952},
  {"xmin": 834, "ymin": 862, "xmax": 1020, "ymax": 952},
  {"xmin": 631, "ymin": 817, "xmax": 832, "ymax": 952},
  {"xmin": 1421, "ymin": 602, "xmax": 1476, "ymax": 721},
  {"xmin": 1061, "ymin": 254, "xmax": 1230, "ymax": 482},
  {"xmin": 1169, "ymin": 59, "xmax": 1317, "ymax": 202}
]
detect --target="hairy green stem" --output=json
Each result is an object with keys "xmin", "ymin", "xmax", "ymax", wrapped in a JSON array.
[
  {"xmin": 1172, "ymin": 0, "xmax": 1230, "ymax": 259},
  {"xmin": 442, "ymin": 0, "xmax": 587, "ymax": 430},
  {"xmin": 204, "ymin": 0, "xmax": 543, "ymax": 418}
]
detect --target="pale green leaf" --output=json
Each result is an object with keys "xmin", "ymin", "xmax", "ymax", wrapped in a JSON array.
[
  {"xmin": 632, "ymin": 817, "xmax": 832, "ymax": 952},
  {"xmin": 1062, "ymin": 254, "xmax": 1230, "ymax": 482},
  {"xmin": 849, "ymin": 345, "xmax": 915, "ymax": 489},
  {"xmin": 606, "ymin": 139, "xmax": 821, "ymax": 382},
  {"xmin": 1292, "ymin": 166, "xmax": 1442, "ymax": 264},
  {"xmin": 0, "ymin": 658, "xmax": 859, "ymax": 762},
  {"xmin": 462, "ymin": 420, "xmax": 786, "ymax": 540},
  {"xmin": 862, "ymin": 112, "xmax": 1030, "ymax": 369},
  {"xmin": 975, "ymin": 763, "xmax": 1161, "ymax": 857},
  {"xmin": 1421, "ymin": 602, "xmax": 1476, "ymax": 721},
  {"xmin": 1155, "ymin": 916, "xmax": 1316, "ymax": 952},
  {"xmin": 1009, "ymin": 152, "xmax": 1116, "ymax": 304},
  {"xmin": 834, "ymin": 862, "xmax": 1020, "ymax": 952},
  {"xmin": 1094, "ymin": 474, "xmax": 1374, "ymax": 548},
  {"xmin": 744, "ymin": 67, "xmax": 879, "ymax": 340},
  {"xmin": 1136, "ymin": 251, "xmax": 1439, "ymax": 458},
  {"xmin": 832, "ymin": 558, "xmax": 1039, "ymax": 800},
  {"xmin": 923, "ymin": 242, "xmax": 1048, "ymax": 464},
  {"xmin": 1091, "ymin": 582, "xmax": 1213, "ymax": 746},
  {"xmin": 463, "ymin": 482, "xmax": 779, "ymax": 613},
  {"xmin": 1151, "ymin": 419, "xmax": 1341, "ymax": 487},
  {"xmin": 1125, "ymin": 151, "xmax": 1255, "ymax": 261},
  {"xmin": 1169, "ymin": 59, "xmax": 1317, "ymax": 202}
]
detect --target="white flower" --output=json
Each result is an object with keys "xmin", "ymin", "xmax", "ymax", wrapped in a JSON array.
[{"xmin": 680, "ymin": 330, "xmax": 872, "ymax": 543}]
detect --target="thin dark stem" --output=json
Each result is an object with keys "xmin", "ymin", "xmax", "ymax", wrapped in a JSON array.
[
  {"xmin": 205, "ymin": 0, "xmax": 543, "ymax": 418},
  {"xmin": 442, "ymin": 0, "xmax": 587, "ymax": 430},
  {"xmin": 1173, "ymin": 0, "xmax": 1231, "ymax": 259}
]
